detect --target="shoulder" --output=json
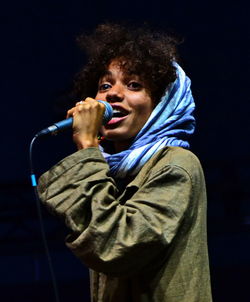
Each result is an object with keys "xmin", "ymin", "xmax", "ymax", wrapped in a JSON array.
[{"xmin": 142, "ymin": 146, "xmax": 205, "ymax": 184}]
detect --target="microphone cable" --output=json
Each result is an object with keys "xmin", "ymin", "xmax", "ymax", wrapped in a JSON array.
[{"xmin": 29, "ymin": 134, "xmax": 60, "ymax": 302}]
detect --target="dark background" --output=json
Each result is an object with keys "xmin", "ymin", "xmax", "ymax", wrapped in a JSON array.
[{"xmin": 1, "ymin": 1, "xmax": 249, "ymax": 301}]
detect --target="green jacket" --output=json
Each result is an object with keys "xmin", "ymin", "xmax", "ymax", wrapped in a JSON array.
[{"xmin": 38, "ymin": 146, "xmax": 212, "ymax": 302}]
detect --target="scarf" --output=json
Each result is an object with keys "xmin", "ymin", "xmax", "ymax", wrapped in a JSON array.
[{"xmin": 101, "ymin": 63, "xmax": 196, "ymax": 178}]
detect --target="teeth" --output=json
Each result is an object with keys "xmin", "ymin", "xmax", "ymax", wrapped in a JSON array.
[{"xmin": 112, "ymin": 108, "xmax": 127, "ymax": 117}]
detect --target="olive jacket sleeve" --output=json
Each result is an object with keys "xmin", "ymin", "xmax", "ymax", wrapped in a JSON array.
[{"xmin": 37, "ymin": 147, "xmax": 195, "ymax": 277}]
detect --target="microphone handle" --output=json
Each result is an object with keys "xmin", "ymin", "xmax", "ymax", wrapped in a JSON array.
[
  {"xmin": 36, "ymin": 118, "xmax": 73, "ymax": 136},
  {"xmin": 36, "ymin": 100, "xmax": 113, "ymax": 137}
]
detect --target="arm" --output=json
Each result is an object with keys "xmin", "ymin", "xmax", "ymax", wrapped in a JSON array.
[{"xmin": 38, "ymin": 147, "xmax": 193, "ymax": 276}]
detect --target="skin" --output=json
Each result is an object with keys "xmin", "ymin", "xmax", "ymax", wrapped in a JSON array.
[{"xmin": 67, "ymin": 60, "xmax": 154, "ymax": 152}]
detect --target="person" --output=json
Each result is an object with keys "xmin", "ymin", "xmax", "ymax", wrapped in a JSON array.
[{"xmin": 37, "ymin": 23, "xmax": 212, "ymax": 302}]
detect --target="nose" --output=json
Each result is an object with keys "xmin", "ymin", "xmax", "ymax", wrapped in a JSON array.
[{"xmin": 106, "ymin": 84, "xmax": 124, "ymax": 103}]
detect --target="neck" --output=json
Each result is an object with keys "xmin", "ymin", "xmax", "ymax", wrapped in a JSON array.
[
  {"xmin": 114, "ymin": 139, "xmax": 133, "ymax": 153},
  {"xmin": 101, "ymin": 138, "xmax": 134, "ymax": 154}
]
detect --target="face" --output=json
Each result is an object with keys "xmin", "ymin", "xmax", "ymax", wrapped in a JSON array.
[{"xmin": 95, "ymin": 60, "xmax": 154, "ymax": 150}]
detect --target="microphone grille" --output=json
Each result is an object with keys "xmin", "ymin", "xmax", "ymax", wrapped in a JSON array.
[{"xmin": 98, "ymin": 100, "xmax": 113, "ymax": 124}]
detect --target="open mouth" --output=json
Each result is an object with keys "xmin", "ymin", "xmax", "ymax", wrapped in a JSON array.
[
  {"xmin": 112, "ymin": 108, "xmax": 129, "ymax": 118},
  {"xmin": 106, "ymin": 106, "xmax": 129, "ymax": 126}
]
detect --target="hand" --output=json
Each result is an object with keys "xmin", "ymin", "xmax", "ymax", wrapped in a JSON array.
[{"xmin": 66, "ymin": 97, "xmax": 105, "ymax": 149}]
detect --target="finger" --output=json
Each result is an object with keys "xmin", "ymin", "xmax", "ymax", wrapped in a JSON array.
[
  {"xmin": 66, "ymin": 107, "xmax": 77, "ymax": 118},
  {"xmin": 85, "ymin": 97, "xmax": 94, "ymax": 102},
  {"xmin": 76, "ymin": 100, "xmax": 84, "ymax": 106}
]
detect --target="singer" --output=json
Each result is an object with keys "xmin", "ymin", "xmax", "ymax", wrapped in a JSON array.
[{"xmin": 38, "ymin": 23, "xmax": 212, "ymax": 302}]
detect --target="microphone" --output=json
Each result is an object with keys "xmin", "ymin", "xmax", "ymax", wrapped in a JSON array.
[{"xmin": 36, "ymin": 100, "xmax": 113, "ymax": 137}]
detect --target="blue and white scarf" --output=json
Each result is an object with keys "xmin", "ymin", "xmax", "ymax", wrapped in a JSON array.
[{"xmin": 101, "ymin": 63, "xmax": 196, "ymax": 178}]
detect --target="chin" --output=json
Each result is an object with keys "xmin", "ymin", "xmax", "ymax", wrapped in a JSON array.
[{"xmin": 101, "ymin": 129, "xmax": 131, "ymax": 142}]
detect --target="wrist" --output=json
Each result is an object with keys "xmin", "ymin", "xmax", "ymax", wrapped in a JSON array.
[{"xmin": 75, "ymin": 137, "xmax": 99, "ymax": 150}]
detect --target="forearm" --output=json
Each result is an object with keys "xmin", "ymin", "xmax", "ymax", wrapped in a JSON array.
[{"xmin": 38, "ymin": 147, "xmax": 193, "ymax": 276}]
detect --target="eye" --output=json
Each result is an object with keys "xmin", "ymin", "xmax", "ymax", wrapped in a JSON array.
[
  {"xmin": 127, "ymin": 81, "xmax": 142, "ymax": 90},
  {"xmin": 99, "ymin": 83, "xmax": 111, "ymax": 91}
]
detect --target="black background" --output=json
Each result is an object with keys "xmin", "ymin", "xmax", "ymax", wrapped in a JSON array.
[{"xmin": 1, "ymin": 1, "xmax": 249, "ymax": 301}]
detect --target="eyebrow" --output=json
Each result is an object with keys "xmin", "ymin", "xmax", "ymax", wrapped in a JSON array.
[
  {"xmin": 100, "ymin": 70, "xmax": 141, "ymax": 82},
  {"xmin": 100, "ymin": 70, "xmax": 113, "ymax": 79}
]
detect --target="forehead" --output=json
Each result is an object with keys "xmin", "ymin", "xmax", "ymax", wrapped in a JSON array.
[
  {"xmin": 108, "ymin": 59, "xmax": 127, "ymax": 69},
  {"xmin": 101, "ymin": 59, "xmax": 140, "ymax": 80}
]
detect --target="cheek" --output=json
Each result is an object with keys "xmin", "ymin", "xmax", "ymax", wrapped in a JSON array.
[
  {"xmin": 130, "ymin": 92, "xmax": 151, "ymax": 105},
  {"xmin": 132, "ymin": 97, "xmax": 154, "ymax": 115},
  {"xmin": 95, "ymin": 92, "xmax": 103, "ymax": 100},
  {"xmin": 95, "ymin": 88, "xmax": 109, "ymax": 100}
]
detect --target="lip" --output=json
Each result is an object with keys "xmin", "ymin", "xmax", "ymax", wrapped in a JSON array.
[
  {"xmin": 111, "ymin": 104, "xmax": 129, "ymax": 114},
  {"xmin": 106, "ymin": 115, "xmax": 128, "ymax": 125},
  {"xmin": 105, "ymin": 103, "xmax": 129, "ymax": 126}
]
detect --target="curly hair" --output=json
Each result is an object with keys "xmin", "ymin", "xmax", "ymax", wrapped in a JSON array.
[{"xmin": 72, "ymin": 23, "xmax": 181, "ymax": 103}]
